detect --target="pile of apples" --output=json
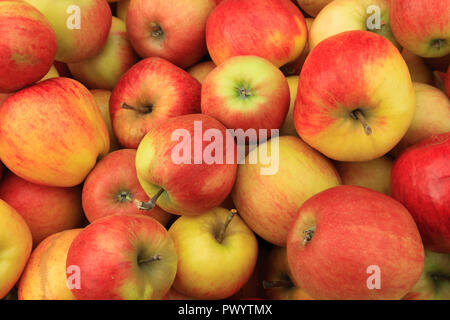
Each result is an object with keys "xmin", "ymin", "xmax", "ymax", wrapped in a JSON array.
[{"xmin": 0, "ymin": 0, "xmax": 449, "ymax": 301}]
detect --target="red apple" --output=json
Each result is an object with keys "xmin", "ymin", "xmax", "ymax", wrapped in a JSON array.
[
  {"xmin": 287, "ymin": 185, "xmax": 425, "ymax": 300},
  {"xmin": 391, "ymin": 132, "xmax": 450, "ymax": 253},
  {"xmin": 110, "ymin": 57, "xmax": 202, "ymax": 149}
]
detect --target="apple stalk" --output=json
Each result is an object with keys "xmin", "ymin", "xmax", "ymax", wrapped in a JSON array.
[
  {"xmin": 135, "ymin": 188, "xmax": 164, "ymax": 210},
  {"xmin": 351, "ymin": 110, "xmax": 372, "ymax": 136},
  {"xmin": 216, "ymin": 209, "xmax": 237, "ymax": 243}
]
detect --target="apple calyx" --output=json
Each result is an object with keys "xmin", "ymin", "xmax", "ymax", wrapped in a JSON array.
[
  {"xmin": 262, "ymin": 279, "xmax": 293, "ymax": 289},
  {"xmin": 138, "ymin": 254, "xmax": 162, "ymax": 265},
  {"xmin": 150, "ymin": 22, "xmax": 164, "ymax": 39},
  {"xmin": 216, "ymin": 209, "xmax": 237, "ymax": 243},
  {"xmin": 135, "ymin": 188, "xmax": 164, "ymax": 210},
  {"xmin": 117, "ymin": 190, "xmax": 133, "ymax": 203},
  {"xmin": 351, "ymin": 109, "xmax": 372, "ymax": 136},
  {"xmin": 302, "ymin": 226, "xmax": 316, "ymax": 246},
  {"xmin": 430, "ymin": 39, "xmax": 447, "ymax": 51},
  {"xmin": 121, "ymin": 102, "xmax": 153, "ymax": 114}
]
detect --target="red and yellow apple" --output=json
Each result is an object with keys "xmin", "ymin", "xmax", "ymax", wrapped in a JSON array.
[{"xmin": 187, "ymin": 61, "xmax": 216, "ymax": 84}]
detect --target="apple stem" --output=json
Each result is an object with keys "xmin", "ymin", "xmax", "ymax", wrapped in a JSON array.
[
  {"xmin": 302, "ymin": 226, "xmax": 316, "ymax": 246},
  {"xmin": 118, "ymin": 191, "xmax": 133, "ymax": 203},
  {"xmin": 262, "ymin": 280, "xmax": 293, "ymax": 289},
  {"xmin": 431, "ymin": 39, "xmax": 446, "ymax": 51},
  {"xmin": 134, "ymin": 188, "xmax": 164, "ymax": 210},
  {"xmin": 217, "ymin": 209, "xmax": 237, "ymax": 243},
  {"xmin": 121, "ymin": 102, "xmax": 151, "ymax": 114},
  {"xmin": 138, "ymin": 254, "xmax": 161, "ymax": 265},
  {"xmin": 351, "ymin": 109, "xmax": 372, "ymax": 136},
  {"xmin": 150, "ymin": 22, "xmax": 164, "ymax": 38}
]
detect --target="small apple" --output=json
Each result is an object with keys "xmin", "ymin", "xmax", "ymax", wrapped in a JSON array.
[
  {"xmin": 168, "ymin": 207, "xmax": 258, "ymax": 299},
  {"xmin": 187, "ymin": 61, "xmax": 216, "ymax": 84}
]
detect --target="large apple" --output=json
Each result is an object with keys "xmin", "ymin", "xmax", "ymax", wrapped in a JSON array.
[
  {"xmin": 135, "ymin": 114, "xmax": 237, "ymax": 216},
  {"xmin": 18, "ymin": 229, "xmax": 83, "ymax": 300},
  {"xmin": 390, "ymin": 0, "xmax": 450, "ymax": 58},
  {"xmin": 82, "ymin": 149, "xmax": 172, "ymax": 226},
  {"xmin": 309, "ymin": 0, "xmax": 401, "ymax": 50},
  {"xmin": 295, "ymin": 0, "xmax": 333, "ymax": 17},
  {"xmin": 110, "ymin": 57, "xmax": 201, "ymax": 149},
  {"xmin": 0, "ymin": 172, "xmax": 84, "ymax": 247},
  {"xmin": 232, "ymin": 136, "xmax": 341, "ymax": 246},
  {"xmin": 390, "ymin": 82, "xmax": 450, "ymax": 156},
  {"xmin": 287, "ymin": 185, "xmax": 425, "ymax": 300},
  {"xmin": 294, "ymin": 30, "xmax": 416, "ymax": 162},
  {"xmin": 206, "ymin": 0, "xmax": 308, "ymax": 68},
  {"xmin": 168, "ymin": 207, "xmax": 258, "ymax": 299},
  {"xmin": 187, "ymin": 61, "xmax": 216, "ymax": 84},
  {"xmin": 0, "ymin": 199, "xmax": 33, "ymax": 299},
  {"xmin": 402, "ymin": 49, "xmax": 433, "ymax": 85},
  {"xmin": 68, "ymin": 17, "xmax": 139, "ymax": 90},
  {"xmin": 391, "ymin": 132, "xmax": 450, "ymax": 253},
  {"xmin": 0, "ymin": 78, "xmax": 110, "ymax": 187},
  {"xmin": 24, "ymin": 0, "xmax": 112, "ymax": 63},
  {"xmin": 0, "ymin": 1, "xmax": 57, "ymax": 93},
  {"xmin": 126, "ymin": 0, "xmax": 216, "ymax": 68},
  {"xmin": 201, "ymin": 55, "xmax": 290, "ymax": 138},
  {"xmin": 66, "ymin": 214, "xmax": 178, "ymax": 300}
]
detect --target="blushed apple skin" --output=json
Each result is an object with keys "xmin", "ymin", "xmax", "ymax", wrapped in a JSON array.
[
  {"xmin": 136, "ymin": 114, "xmax": 237, "ymax": 216},
  {"xmin": 0, "ymin": 78, "xmax": 110, "ymax": 187},
  {"xmin": 391, "ymin": 133, "xmax": 450, "ymax": 253},
  {"xmin": 0, "ymin": 1, "xmax": 57, "ymax": 93},
  {"xmin": 127, "ymin": 0, "xmax": 216, "ymax": 68},
  {"xmin": 0, "ymin": 172, "xmax": 84, "ymax": 247},
  {"xmin": 66, "ymin": 214, "xmax": 178, "ymax": 300},
  {"xmin": 206, "ymin": 0, "xmax": 308, "ymax": 68},
  {"xmin": 294, "ymin": 31, "xmax": 416, "ymax": 162},
  {"xmin": 82, "ymin": 149, "xmax": 172, "ymax": 225},
  {"xmin": 187, "ymin": 61, "xmax": 216, "ymax": 84},
  {"xmin": 18, "ymin": 229, "xmax": 83, "ymax": 300},
  {"xmin": 110, "ymin": 57, "xmax": 201, "ymax": 149},
  {"xmin": 232, "ymin": 136, "xmax": 341, "ymax": 246},
  {"xmin": 287, "ymin": 185, "xmax": 425, "ymax": 300}
]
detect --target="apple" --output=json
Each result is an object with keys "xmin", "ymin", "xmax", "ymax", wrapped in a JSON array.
[
  {"xmin": 390, "ymin": 82, "xmax": 450, "ymax": 156},
  {"xmin": 263, "ymin": 246, "xmax": 313, "ymax": 300},
  {"xmin": 335, "ymin": 156, "xmax": 394, "ymax": 195},
  {"xmin": 82, "ymin": 149, "xmax": 172, "ymax": 226},
  {"xmin": 68, "ymin": 17, "xmax": 139, "ymax": 90},
  {"xmin": 0, "ymin": 93, "xmax": 12, "ymax": 107},
  {"xmin": 0, "ymin": 172, "xmax": 84, "ymax": 247},
  {"xmin": 390, "ymin": 0, "xmax": 450, "ymax": 58},
  {"xmin": 24, "ymin": 0, "xmax": 112, "ymax": 63},
  {"xmin": 18, "ymin": 229, "xmax": 83, "ymax": 300},
  {"xmin": 0, "ymin": 199, "xmax": 33, "ymax": 299},
  {"xmin": 0, "ymin": 77, "xmax": 110, "ymax": 187},
  {"xmin": 403, "ymin": 250, "xmax": 450, "ymax": 300},
  {"xmin": 66, "ymin": 214, "xmax": 178, "ymax": 300},
  {"xmin": 117, "ymin": 0, "xmax": 130, "ymax": 21},
  {"xmin": 0, "ymin": 1, "xmax": 57, "ymax": 93},
  {"xmin": 168, "ymin": 207, "xmax": 258, "ymax": 299},
  {"xmin": 232, "ymin": 136, "xmax": 341, "ymax": 246},
  {"xmin": 135, "ymin": 114, "xmax": 237, "ymax": 216},
  {"xmin": 391, "ymin": 132, "xmax": 450, "ymax": 253},
  {"xmin": 402, "ymin": 49, "xmax": 433, "ymax": 85},
  {"xmin": 295, "ymin": 0, "xmax": 333, "ymax": 17},
  {"xmin": 287, "ymin": 185, "xmax": 425, "ymax": 300},
  {"xmin": 126, "ymin": 0, "xmax": 216, "ymax": 68},
  {"xmin": 187, "ymin": 61, "xmax": 216, "ymax": 84},
  {"xmin": 206, "ymin": 0, "xmax": 308, "ymax": 68},
  {"xmin": 39, "ymin": 65, "xmax": 60, "ymax": 82},
  {"xmin": 110, "ymin": 57, "xmax": 201, "ymax": 149},
  {"xmin": 294, "ymin": 30, "xmax": 415, "ymax": 162},
  {"xmin": 90, "ymin": 89, "xmax": 121, "ymax": 152},
  {"xmin": 280, "ymin": 76, "xmax": 300, "ymax": 137},
  {"xmin": 309, "ymin": 0, "xmax": 401, "ymax": 50},
  {"xmin": 201, "ymin": 55, "xmax": 290, "ymax": 138}
]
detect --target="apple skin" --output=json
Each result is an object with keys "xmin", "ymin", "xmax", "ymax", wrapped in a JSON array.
[
  {"xmin": 117, "ymin": 0, "xmax": 130, "ymax": 21},
  {"xmin": 82, "ymin": 149, "xmax": 172, "ymax": 226},
  {"xmin": 0, "ymin": 1, "xmax": 57, "ymax": 93},
  {"xmin": 201, "ymin": 55, "xmax": 290, "ymax": 137},
  {"xmin": 168, "ymin": 207, "xmax": 258, "ymax": 300},
  {"xmin": 390, "ymin": 82, "xmax": 450, "ymax": 156},
  {"xmin": 0, "ymin": 172, "xmax": 84, "ymax": 247},
  {"xmin": 335, "ymin": 156, "xmax": 394, "ymax": 195},
  {"xmin": 232, "ymin": 136, "xmax": 341, "ymax": 246},
  {"xmin": 446, "ymin": 65, "xmax": 450, "ymax": 97},
  {"xmin": 136, "ymin": 114, "xmax": 237, "ymax": 216},
  {"xmin": 263, "ymin": 246, "xmax": 313, "ymax": 300},
  {"xmin": 402, "ymin": 49, "xmax": 433, "ymax": 85},
  {"xmin": 309, "ymin": 0, "xmax": 400, "ymax": 50},
  {"xmin": 68, "ymin": 17, "xmax": 139, "ymax": 90},
  {"xmin": 391, "ymin": 133, "xmax": 450, "ymax": 253},
  {"xmin": 295, "ymin": 0, "xmax": 333, "ymax": 17},
  {"xmin": 110, "ymin": 57, "xmax": 202, "ymax": 149},
  {"xmin": 39, "ymin": 65, "xmax": 60, "ymax": 82},
  {"xmin": 280, "ymin": 76, "xmax": 300, "ymax": 136},
  {"xmin": 187, "ymin": 61, "xmax": 216, "ymax": 84},
  {"xmin": 0, "ymin": 78, "xmax": 110, "ymax": 187},
  {"xmin": 287, "ymin": 185, "xmax": 425, "ymax": 300},
  {"xmin": 66, "ymin": 214, "xmax": 178, "ymax": 300},
  {"xmin": 206, "ymin": 0, "xmax": 308, "ymax": 68},
  {"xmin": 18, "ymin": 229, "xmax": 83, "ymax": 300},
  {"xmin": 390, "ymin": 0, "xmax": 450, "ymax": 58},
  {"xmin": 163, "ymin": 288, "xmax": 195, "ymax": 300},
  {"xmin": 0, "ymin": 199, "xmax": 33, "ymax": 299},
  {"xmin": 24, "ymin": 0, "xmax": 112, "ymax": 63},
  {"xmin": 294, "ymin": 30, "xmax": 416, "ymax": 162},
  {"xmin": 127, "ymin": 0, "xmax": 216, "ymax": 68}
]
